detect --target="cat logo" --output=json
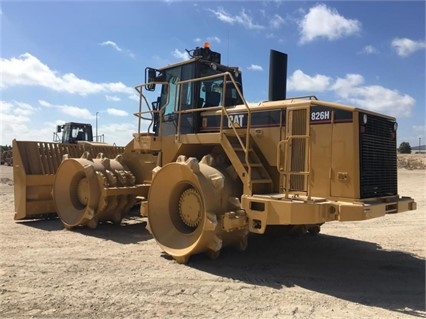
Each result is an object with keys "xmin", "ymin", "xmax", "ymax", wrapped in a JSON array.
[{"xmin": 228, "ymin": 114, "xmax": 245, "ymax": 128}]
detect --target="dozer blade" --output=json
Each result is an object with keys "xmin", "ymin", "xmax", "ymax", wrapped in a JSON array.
[{"xmin": 12, "ymin": 140, "xmax": 125, "ymax": 220}]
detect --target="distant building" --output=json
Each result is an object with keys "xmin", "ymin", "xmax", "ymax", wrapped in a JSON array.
[{"xmin": 411, "ymin": 145, "xmax": 426, "ymax": 154}]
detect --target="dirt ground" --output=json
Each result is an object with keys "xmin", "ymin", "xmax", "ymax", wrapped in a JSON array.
[{"xmin": 0, "ymin": 161, "xmax": 425, "ymax": 319}]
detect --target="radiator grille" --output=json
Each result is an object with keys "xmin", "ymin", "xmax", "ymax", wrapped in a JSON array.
[{"xmin": 359, "ymin": 114, "xmax": 397, "ymax": 198}]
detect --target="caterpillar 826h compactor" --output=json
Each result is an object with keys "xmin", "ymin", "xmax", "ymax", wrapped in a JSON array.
[{"xmin": 13, "ymin": 43, "xmax": 416, "ymax": 264}]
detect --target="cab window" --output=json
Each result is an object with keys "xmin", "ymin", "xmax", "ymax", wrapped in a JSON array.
[{"xmin": 163, "ymin": 75, "xmax": 179, "ymax": 115}]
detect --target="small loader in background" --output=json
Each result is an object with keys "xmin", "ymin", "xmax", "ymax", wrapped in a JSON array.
[{"xmin": 54, "ymin": 122, "xmax": 94, "ymax": 144}]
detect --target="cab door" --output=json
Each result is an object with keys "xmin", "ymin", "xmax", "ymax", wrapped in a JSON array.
[
  {"xmin": 159, "ymin": 63, "xmax": 199, "ymax": 136},
  {"xmin": 160, "ymin": 73, "xmax": 180, "ymax": 136}
]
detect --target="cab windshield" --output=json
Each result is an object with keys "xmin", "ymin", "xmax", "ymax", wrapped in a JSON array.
[{"xmin": 155, "ymin": 59, "xmax": 243, "ymax": 135}]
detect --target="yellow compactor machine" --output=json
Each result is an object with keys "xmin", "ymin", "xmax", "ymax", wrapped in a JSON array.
[{"xmin": 13, "ymin": 45, "xmax": 416, "ymax": 263}]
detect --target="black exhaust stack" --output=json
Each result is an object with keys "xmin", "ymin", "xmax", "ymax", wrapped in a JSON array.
[{"xmin": 268, "ymin": 50, "xmax": 288, "ymax": 101}]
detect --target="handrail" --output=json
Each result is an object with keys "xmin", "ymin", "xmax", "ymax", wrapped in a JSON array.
[
  {"xmin": 276, "ymin": 140, "xmax": 286, "ymax": 174},
  {"xmin": 287, "ymin": 95, "xmax": 318, "ymax": 101},
  {"xmin": 134, "ymin": 73, "xmax": 256, "ymax": 189},
  {"xmin": 175, "ymin": 72, "xmax": 253, "ymax": 184},
  {"xmin": 134, "ymin": 82, "xmax": 170, "ymax": 136}
]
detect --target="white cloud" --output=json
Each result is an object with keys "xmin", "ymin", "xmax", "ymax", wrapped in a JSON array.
[
  {"xmin": 1, "ymin": 100, "xmax": 36, "ymax": 120},
  {"xmin": 0, "ymin": 100, "xmax": 42, "ymax": 145},
  {"xmin": 347, "ymin": 85, "xmax": 415, "ymax": 117},
  {"xmin": 288, "ymin": 70, "xmax": 414, "ymax": 117},
  {"xmin": 0, "ymin": 53, "xmax": 134, "ymax": 96},
  {"xmin": 107, "ymin": 108, "xmax": 128, "ymax": 117},
  {"xmin": 39, "ymin": 99, "xmax": 53, "ymax": 107},
  {"xmin": 128, "ymin": 94, "xmax": 140, "ymax": 102},
  {"xmin": 270, "ymin": 14, "xmax": 285, "ymax": 29},
  {"xmin": 101, "ymin": 122, "xmax": 137, "ymax": 146},
  {"xmin": 100, "ymin": 40, "xmax": 123, "ymax": 52},
  {"xmin": 99, "ymin": 40, "xmax": 135, "ymax": 59},
  {"xmin": 106, "ymin": 95, "xmax": 121, "ymax": 102},
  {"xmin": 173, "ymin": 49, "xmax": 190, "ymax": 61},
  {"xmin": 391, "ymin": 38, "xmax": 426, "ymax": 57},
  {"xmin": 209, "ymin": 7, "xmax": 264, "ymax": 30},
  {"xmin": 61, "ymin": 105, "xmax": 94, "ymax": 119},
  {"xmin": 299, "ymin": 4, "xmax": 361, "ymax": 43},
  {"xmin": 38, "ymin": 99, "xmax": 95, "ymax": 120},
  {"xmin": 287, "ymin": 69, "xmax": 331, "ymax": 91},
  {"xmin": 247, "ymin": 64, "xmax": 263, "ymax": 71},
  {"xmin": 209, "ymin": 7, "xmax": 235, "ymax": 24},
  {"xmin": 13, "ymin": 101, "xmax": 37, "ymax": 116},
  {"xmin": 360, "ymin": 45, "xmax": 379, "ymax": 55},
  {"xmin": 331, "ymin": 74, "xmax": 364, "ymax": 98}
]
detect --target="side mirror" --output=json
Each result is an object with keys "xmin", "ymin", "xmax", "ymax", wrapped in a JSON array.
[
  {"xmin": 145, "ymin": 68, "xmax": 157, "ymax": 91},
  {"xmin": 56, "ymin": 125, "xmax": 62, "ymax": 133}
]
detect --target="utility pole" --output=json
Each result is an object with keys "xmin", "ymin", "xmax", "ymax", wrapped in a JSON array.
[{"xmin": 96, "ymin": 112, "xmax": 99, "ymax": 142}]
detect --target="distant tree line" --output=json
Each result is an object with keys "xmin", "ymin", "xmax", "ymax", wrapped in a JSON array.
[{"xmin": 1, "ymin": 145, "xmax": 12, "ymax": 151}]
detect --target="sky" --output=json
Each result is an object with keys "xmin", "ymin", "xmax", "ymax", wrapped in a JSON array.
[{"xmin": 1, "ymin": 0, "xmax": 425, "ymax": 148}]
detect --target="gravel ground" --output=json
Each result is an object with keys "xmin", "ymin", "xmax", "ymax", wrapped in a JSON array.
[{"xmin": 0, "ymin": 164, "xmax": 425, "ymax": 319}]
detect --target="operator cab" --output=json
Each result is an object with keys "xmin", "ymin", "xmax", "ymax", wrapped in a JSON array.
[
  {"xmin": 145, "ymin": 43, "xmax": 243, "ymax": 136},
  {"xmin": 56, "ymin": 122, "xmax": 93, "ymax": 144}
]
